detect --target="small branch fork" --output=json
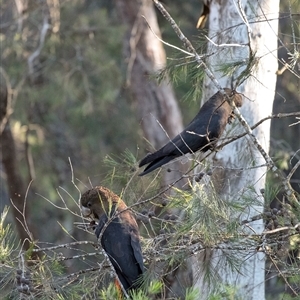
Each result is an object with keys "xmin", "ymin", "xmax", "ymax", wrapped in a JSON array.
[{"xmin": 151, "ymin": 0, "xmax": 299, "ymax": 204}]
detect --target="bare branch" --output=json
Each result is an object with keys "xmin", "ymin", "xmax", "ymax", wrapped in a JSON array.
[
  {"xmin": 285, "ymin": 156, "xmax": 300, "ymax": 186},
  {"xmin": 205, "ymin": 35, "xmax": 248, "ymax": 48},
  {"xmin": 143, "ymin": 16, "xmax": 194, "ymax": 57}
]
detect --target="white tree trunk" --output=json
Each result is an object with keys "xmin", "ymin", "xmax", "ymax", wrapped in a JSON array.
[{"xmin": 193, "ymin": 0, "xmax": 279, "ymax": 299}]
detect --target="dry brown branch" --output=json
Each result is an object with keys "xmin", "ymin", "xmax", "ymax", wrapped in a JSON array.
[
  {"xmin": 217, "ymin": 112, "xmax": 300, "ymax": 153},
  {"xmin": 267, "ymin": 252, "xmax": 298, "ymax": 296},
  {"xmin": 31, "ymin": 240, "xmax": 97, "ymax": 254},
  {"xmin": 285, "ymin": 155, "xmax": 300, "ymax": 184}
]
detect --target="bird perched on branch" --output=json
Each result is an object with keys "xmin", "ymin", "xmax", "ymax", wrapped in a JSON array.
[
  {"xmin": 139, "ymin": 88, "xmax": 243, "ymax": 176},
  {"xmin": 80, "ymin": 186, "xmax": 144, "ymax": 293}
]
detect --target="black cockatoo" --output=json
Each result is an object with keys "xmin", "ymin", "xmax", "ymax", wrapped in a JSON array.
[
  {"xmin": 80, "ymin": 186, "xmax": 144, "ymax": 293},
  {"xmin": 139, "ymin": 88, "xmax": 243, "ymax": 176}
]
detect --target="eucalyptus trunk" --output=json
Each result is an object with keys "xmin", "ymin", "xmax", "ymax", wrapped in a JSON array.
[
  {"xmin": 115, "ymin": 0, "xmax": 187, "ymax": 187},
  {"xmin": 192, "ymin": 0, "xmax": 279, "ymax": 299}
]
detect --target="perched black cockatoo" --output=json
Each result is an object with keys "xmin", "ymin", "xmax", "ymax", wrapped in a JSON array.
[
  {"xmin": 139, "ymin": 88, "xmax": 243, "ymax": 176},
  {"xmin": 80, "ymin": 186, "xmax": 144, "ymax": 292}
]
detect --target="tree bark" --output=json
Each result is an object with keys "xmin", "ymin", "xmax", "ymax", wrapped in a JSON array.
[
  {"xmin": 0, "ymin": 71, "xmax": 8, "ymax": 133},
  {"xmin": 115, "ymin": 0, "xmax": 192, "ymax": 297},
  {"xmin": 115, "ymin": 0, "xmax": 188, "ymax": 186},
  {"xmin": 192, "ymin": 0, "xmax": 279, "ymax": 299},
  {"xmin": 1, "ymin": 122, "xmax": 34, "ymax": 250},
  {"xmin": 0, "ymin": 74, "xmax": 37, "ymax": 252}
]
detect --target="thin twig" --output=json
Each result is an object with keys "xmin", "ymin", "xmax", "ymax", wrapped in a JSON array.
[
  {"xmin": 31, "ymin": 240, "xmax": 97, "ymax": 253},
  {"xmin": 285, "ymin": 159, "xmax": 300, "ymax": 187},
  {"xmin": 205, "ymin": 35, "xmax": 247, "ymax": 48},
  {"xmin": 267, "ymin": 253, "xmax": 298, "ymax": 296},
  {"xmin": 220, "ymin": 111, "xmax": 300, "ymax": 149},
  {"xmin": 143, "ymin": 16, "xmax": 194, "ymax": 57},
  {"xmin": 262, "ymin": 222, "xmax": 300, "ymax": 235}
]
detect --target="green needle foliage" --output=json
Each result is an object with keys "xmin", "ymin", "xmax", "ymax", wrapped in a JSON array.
[{"xmin": 0, "ymin": 150, "xmax": 300, "ymax": 299}]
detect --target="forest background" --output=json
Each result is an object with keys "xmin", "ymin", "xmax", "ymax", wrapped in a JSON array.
[{"xmin": 0, "ymin": 0, "xmax": 300, "ymax": 299}]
